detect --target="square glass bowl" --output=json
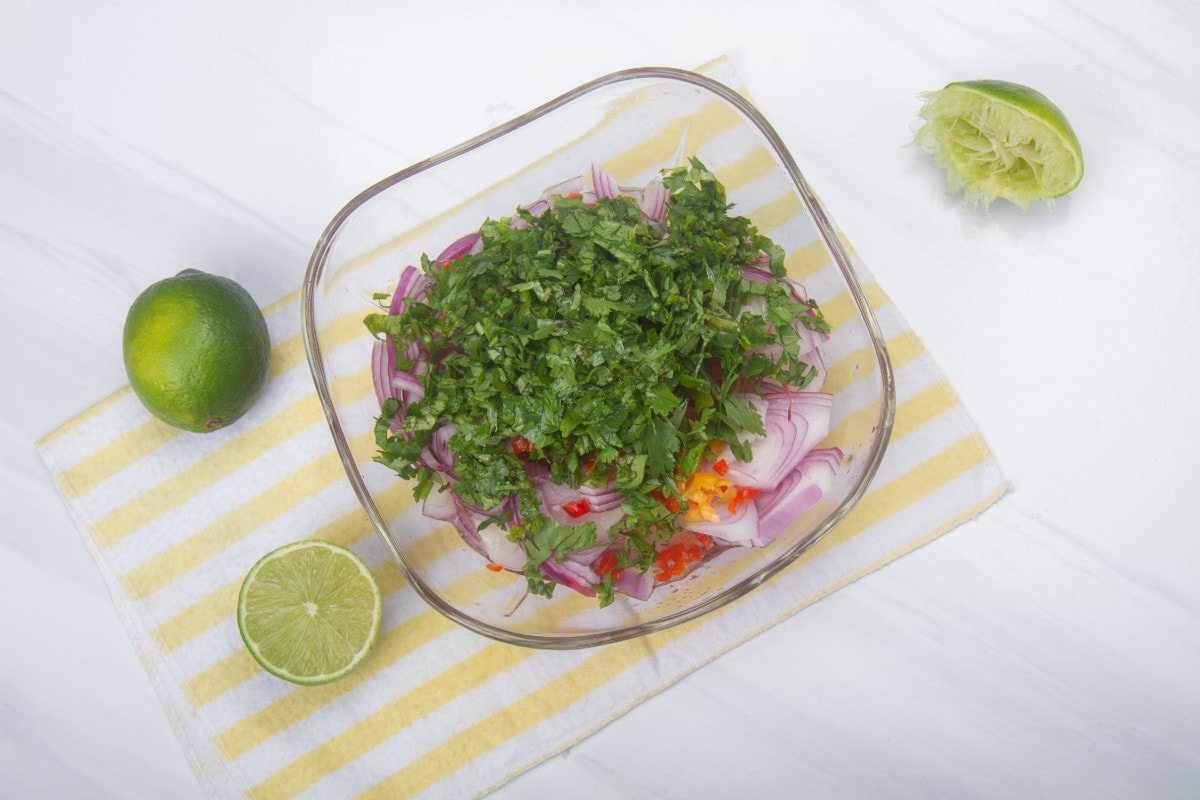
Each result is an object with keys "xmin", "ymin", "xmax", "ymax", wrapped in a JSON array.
[{"xmin": 301, "ymin": 67, "xmax": 895, "ymax": 648}]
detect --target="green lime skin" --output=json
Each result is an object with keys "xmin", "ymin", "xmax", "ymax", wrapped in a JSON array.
[
  {"xmin": 948, "ymin": 80, "xmax": 1083, "ymax": 154},
  {"xmin": 122, "ymin": 269, "xmax": 271, "ymax": 433}
]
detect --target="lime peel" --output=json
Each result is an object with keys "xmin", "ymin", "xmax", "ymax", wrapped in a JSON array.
[
  {"xmin": 914, "ymin": 79, "xmax": 1084, "ymax": 211},
  {"xmin": 237, "ymin": 540, "xmax": 382, "ymax": 686}
]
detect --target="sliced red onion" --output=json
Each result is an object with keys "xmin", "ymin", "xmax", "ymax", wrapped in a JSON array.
[
  {"xmin": 782, "ymin": 278, "xmax": 831, "ymax": 357},
  {"xmin": 638, "ymin": 177, "xmax": 668, "ymax": 223},
  {"xmin": 371, "ymin": 339, "xmax": 394, "ymax": 407},
  {"xmin": 572, "ymin": 545, "xmax": 610, "ymax": 564},
  {"xmin": 615, "ymin": 567, "xmax": 655, "ymax": 601},
  {"xmin": 540, "ymin": 553, "xmax": 599, "ymax": 597},
  {"xmin": 417, "ymin": 423, "xmax": 457, "ymax": 473},
  {"xmin": 741, "ymin": 262, "xmax": 774, "ymax": 284},
  {"xmin": 389, "ymin": 264, "xmax": 433, "ymax": 314},
  {"xmin": 526, "ymin": 466, "xmax": 627, "ymax": 543},
  {"xmin": 591, "ymin": 163, "xmax": 621, "ymax": 199},
  {"xmin": 476, "ymin": 523, "xmax": 528, "ymax": 571},
  {"xmin": 755, "ymin": 447, "xmax": 843, "ymax": 545},
  {"xmin": 795, "ymin": 320, "xmax": 830, "ymax": 360},
  {"xmin": 762, "ymin": 388, "xmax": 833, "ymax": 481},
  {"xmin": 422, "ymin": 484, "xmax": 458, "ymax": 522},
  {"xmin": 687, "ymin": 496, "xmax": 762, "ymax": 546},
  {"xmin": 526, "ymin": 463, "xmax": 626, "ymax": 511},
  {"xmin": 374, "ymin": 364, "xmax": 427, "ymax": 429},
  {"xmin": 510, "ymin": 200, "xmax": 549, "ymax": 230},
  {"xmin": 430, "ymin": 489, "xmax": 529, "ymax": 566},
  {"xmin": 719, "ymin": 386, "xmax": 833, "ymax": 491},
  {"xmin": 390, "ymin": 368, "xmax": 425, "ymax": 399},
  {"xmin": 436, "ymin": 232, "xmax": 483, "ymax": 262},
  {"xmin": 739, "ymin": 267, "xmax": 829, "ymax": 389},
  {"xmin": 423, "ymin": 488, "xmax": 485, "ymax": 556},
  {"xmin": 373, "ymin": 265, "xmax": 435, "ymax": 412},
  {"xmin": 546, "ymin": 484, "xmax": 626, "ymax": 515}
]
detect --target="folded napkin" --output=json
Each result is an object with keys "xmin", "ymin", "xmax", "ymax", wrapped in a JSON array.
[{"xmin": 37, "ymin": 57, "xmax": 1006, "ymax": 800}]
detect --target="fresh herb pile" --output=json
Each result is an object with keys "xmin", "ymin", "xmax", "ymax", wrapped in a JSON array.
[{"xmin": 367, "ymin": 159, "xmax": 829, "ymax": 604}]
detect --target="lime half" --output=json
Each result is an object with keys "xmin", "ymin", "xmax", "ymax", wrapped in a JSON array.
[
  {"xmin": 914, "ymin": 79, "xmax": 1084, "ymax": 210},
  {"xmin": 237, "ymin": 540, "xmax": 382, "ymax": 686}
]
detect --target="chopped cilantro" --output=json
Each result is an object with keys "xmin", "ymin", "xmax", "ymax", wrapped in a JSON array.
[{"xmin": 369, "ymin": 159, "xmax": 827, "ymax": 600}]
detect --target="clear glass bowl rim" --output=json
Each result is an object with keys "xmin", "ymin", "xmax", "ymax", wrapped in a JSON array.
[{"xmin": 301, "ymin": 66, "xmax": 897, "ymax": 649}]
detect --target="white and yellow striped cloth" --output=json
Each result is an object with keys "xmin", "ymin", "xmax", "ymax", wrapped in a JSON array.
[{"xmin": 37, "ymin": 59, "xmax": 1006, "ymax": 800}]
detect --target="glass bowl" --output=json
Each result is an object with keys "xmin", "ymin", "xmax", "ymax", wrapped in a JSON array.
[{"xmin": 301, "ymin": 67, "xmax": 895, "ymax": 649}]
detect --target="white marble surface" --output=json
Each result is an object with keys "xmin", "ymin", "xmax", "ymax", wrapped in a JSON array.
[{"xmin": 4, "ymin": 1, "xmax": 1199, "ymax": 797}]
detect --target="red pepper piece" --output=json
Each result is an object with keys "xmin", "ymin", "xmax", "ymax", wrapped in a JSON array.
[
  {"xmin": 595, "ymin": 550, "xmax": 619, "ymax": 577},
  {"xmin": 562, "ymin": 499, "xmax": 592, "ymax": 518},
  {"xmin": 654, "ymin": 532, "xmax": 716, "ymax": 582},
  {"xmin": 510, "ymin": 437, "xmax": 535, "ymax": 456},
  {"xmin": 655, "ymin": 543, "xmax": 688, "ymax": 582},
  {"xmin": 712, "ymin": 458, "xmax": 729, "ymax": 476},
  {"xmin": 728, "ymin": 486, "xmax": 761, "ymax": 513},
  {"xmin": 650, "ymin": 489, "xmax": 681, "ymax": 514}
]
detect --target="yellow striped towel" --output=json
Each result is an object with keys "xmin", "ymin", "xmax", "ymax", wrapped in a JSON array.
[{"xmin": 36, "ymin": 58, "xmax": 1006, "ymax": 800}]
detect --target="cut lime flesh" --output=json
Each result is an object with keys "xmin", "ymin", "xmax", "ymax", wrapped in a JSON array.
[
  {"xmin": 915, "ymin": 79, "xmax": 1084, "ymax": 210},
  {"xmin": 237, "ymin": 540, "xmax": 382, "ymax": 686}
]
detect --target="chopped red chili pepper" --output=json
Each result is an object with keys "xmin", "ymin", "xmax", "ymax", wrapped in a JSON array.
[
  {"xmin": 562, "ymin": 499, "xmax": 592, "ymax": 518},
  {"xmin": 654, "ymin": 532, "xmax": 715, "ymax": 582},
  {"xmin": 655, "ymin": 544, "xmax": 688, "ymax": 581},
  {"xmin": 650, "ymin": 489, "xmax": 681, "ymax": 514},
  {"xmin": 728, "ymin": 486, "xmax": 761, "ymax": 513},
  {"xmin": 595, "ymin": 550, "xmax": 619, "ymax": 577},
  {"xmin": 485, "ymin": 562, "xmax": 504, "ymax": 572},
  {"xmin": 712, "ymin": 458, "xmax": 729, "ymax": 476},
  {"xmin": 442, "ymin": 261, "xmax": 453, "ymax": 270},
  {"xmin": 510, "ymin": 437, "xmax": 535, "ymax": 456}
]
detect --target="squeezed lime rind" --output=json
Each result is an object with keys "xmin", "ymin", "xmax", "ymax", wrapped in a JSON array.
[{"xmin": 914, "ymin": 79, "xmax": 1084, "ymax": 211}]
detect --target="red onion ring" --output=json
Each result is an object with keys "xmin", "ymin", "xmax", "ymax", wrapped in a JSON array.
[{"xmin": 755, "ymin": 447, "xmax": 843, "ymax": 545}]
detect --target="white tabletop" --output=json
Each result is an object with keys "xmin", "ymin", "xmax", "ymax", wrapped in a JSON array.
[{"xmin": 4, "ymin": 2, "xmax": 1199, "ymax": 797}]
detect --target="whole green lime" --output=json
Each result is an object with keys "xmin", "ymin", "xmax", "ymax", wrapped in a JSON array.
[{"xmin": 122, "ymin": 269, "xmax": 271, "ymax": 433}]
